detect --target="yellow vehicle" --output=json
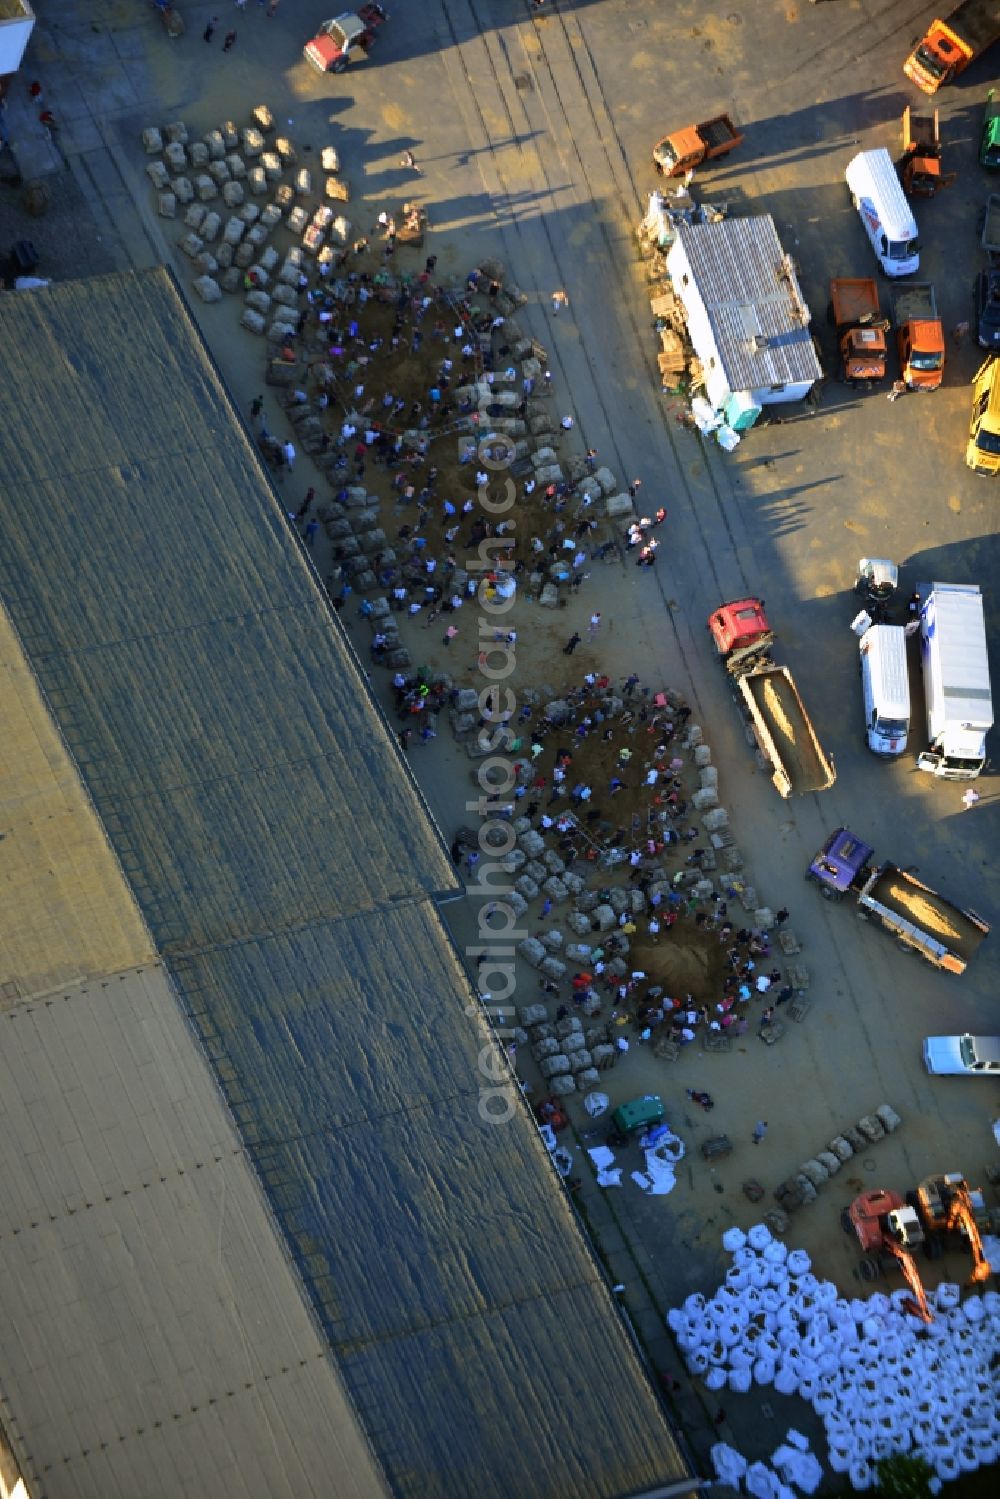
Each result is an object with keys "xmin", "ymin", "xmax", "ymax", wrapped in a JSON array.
[{"xmin": 966, "ymin": 356, "xmax": 1000, "ymax": 474}]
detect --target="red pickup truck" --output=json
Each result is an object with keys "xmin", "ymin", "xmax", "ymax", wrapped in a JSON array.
[{"xmin": 304, "ymin": 5, "xmax": 388, "ymax": 74}]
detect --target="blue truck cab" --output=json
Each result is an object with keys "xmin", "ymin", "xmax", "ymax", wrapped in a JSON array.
[{"xmin": 806, "ymin": 827, "xmax": 875, "ymax": 899}]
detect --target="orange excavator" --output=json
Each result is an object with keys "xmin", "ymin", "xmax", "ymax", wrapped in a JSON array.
[
  {"xmin": 842, "ymin": 1189, "xmax": 934, "ymax": 1322},
  {"xmin": 898, "ymin": 107, "xmax": 957, "ymax": 198},
  {"xmin": 909, "ymin": 1173, "xmax": 992, "ymax": 1286}
]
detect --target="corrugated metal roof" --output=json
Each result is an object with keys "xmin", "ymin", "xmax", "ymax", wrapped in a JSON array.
[
  {"xmin": 0, "ymin": 270, "xmax": 691, "ymax": 1499},
  {"xmin": 675, "ymin": 216, "xmax": 821, "ymax": 391}
]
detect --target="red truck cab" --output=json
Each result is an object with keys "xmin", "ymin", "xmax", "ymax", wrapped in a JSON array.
[
  {"xmin": 304, "ymin": 5, "xmax": 387, "ymax": 73},
  {"xmin": 709, "ymin": 598, "xmax": 773, "ymax": 661}
]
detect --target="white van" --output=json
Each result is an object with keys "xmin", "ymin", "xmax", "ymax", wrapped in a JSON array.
[
  {"xmin": 845, "ymin": 149, "xmax": 920, "ymax": 278},
  {"xmin": 853, "ymin": 619, "xmax": 910, "ymax": 756}
]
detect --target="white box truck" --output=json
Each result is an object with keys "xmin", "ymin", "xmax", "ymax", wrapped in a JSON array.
[
  {"xmin": 916, "ymin": 583, "xmax": 993, "ymax": 779},
  {"xmin": 845, "ymin": 148, "xmax": 920, "ymax": 277},
  {"xmin": 850, "ymin": 618, "xmax": 911, "ymax": 756},
  {"xmin": 0, "ymin": 2, "xmax": 35, "ymax": 77}
]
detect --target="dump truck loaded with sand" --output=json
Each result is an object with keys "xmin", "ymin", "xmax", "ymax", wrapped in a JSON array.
[
  {"xmin": 708, "ymin": 598, "xmax": 836, "ymax": 798},
  {"xmin": 807, "ymin": 827, "xmax": 989, "ymax": 974}
]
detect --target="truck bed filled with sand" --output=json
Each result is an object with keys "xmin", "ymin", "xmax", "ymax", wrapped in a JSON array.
[
  {"xmin": 867, "ymin": 870, "xmax": 988, "ymax": 961},
  {"xmin": 743, "ymin": 666, "xmax": 835, "ymax": 794}
]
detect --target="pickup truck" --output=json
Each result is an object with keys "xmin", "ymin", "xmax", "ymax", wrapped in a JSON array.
[
  {"xmin": 303, "ymin": 5, "xmax": 388, "ymax": 73},
  {"xmin": 891, "ymin": 283, "xmax": 944, "ymax": 389},
  {"xmin": 708, "ymin": 598, "xmax": 835, "ymax": 798},
  {"xmin": 652, "ymin": 115, "xmax": 743, "ymax": 177},
  {"xmin": 829, "ymin": 278, "xmax": 888, "ymax": 383},
  {"xmin": 806, "ymin": 827, "xmax": 989, "ymax": 974}
]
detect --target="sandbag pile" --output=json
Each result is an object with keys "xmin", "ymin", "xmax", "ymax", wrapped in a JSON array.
[{"xmin": 668, "ymin": 1223, "xmax": 1000, "ymax": 1493}]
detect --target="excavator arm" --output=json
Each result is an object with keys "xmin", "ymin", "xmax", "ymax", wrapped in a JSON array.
[
  {"xmin": 885, "ymin": 1241, "xmax": 934, "ymax": 1322},
  {"xmin": 944, "ymin": 1190, "xmax": 992, "ymax": 1287}
]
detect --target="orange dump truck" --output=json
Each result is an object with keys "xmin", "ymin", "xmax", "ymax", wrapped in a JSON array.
[
  {"xmin": 829, "ymin": 278, "xmax": 888, "ymax": 383},
  {"xmin": 652, "ymin": 115, "xmax": 743, "ymax": 177},
  {"xmin": 891, "ymin": 284, "xmax": 945, "ymax": 390},
  {"xmin": 903, "ymin": 1, "xmax": 1000, "ymax": 94}
]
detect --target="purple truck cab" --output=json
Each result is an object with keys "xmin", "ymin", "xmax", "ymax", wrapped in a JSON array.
[{"xmin": 807, "ymin": 827, "xmax": 875, "ymax": 899}]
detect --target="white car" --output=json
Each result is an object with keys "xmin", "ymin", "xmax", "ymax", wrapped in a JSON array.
[{"xmin": 923, "ymin": 1035, "xmax": 1000, "ymax": 1076}]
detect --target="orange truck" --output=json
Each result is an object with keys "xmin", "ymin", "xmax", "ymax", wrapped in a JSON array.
[
  {"xmin": 652, "ymin": 115, "xmax": 743, "ymax": 177},
  {"xmin": 829, "ymin": 278, "xmax": 888, "ymax": 384},
  {"xmin": 898, "ymin": 107, "xmax": 955, "ymax": 197},
  {"xmin": 903, "ymin": 0, "xmax": 1000, "ymax": 94},
  {"xmin": 891, "ymin": 284, "xmax": 945, "ymax": 389}
]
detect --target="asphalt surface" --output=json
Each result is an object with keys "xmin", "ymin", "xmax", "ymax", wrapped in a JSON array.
[{"xmin": 13, "ymin": 0, "xmax": 1000, "ymax": 1484}]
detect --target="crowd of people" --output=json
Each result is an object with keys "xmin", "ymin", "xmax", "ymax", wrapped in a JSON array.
[
  {"xmin": 249, "ymin": 230, "xmax": 798, "ymax": 1078},
  {"xmin": 252, "ymin": 243, "xmax": 642, "ymax": 625},
  {"xmin": 452, "ymin": 669, "xmax": 800, "ymax": 1059}
]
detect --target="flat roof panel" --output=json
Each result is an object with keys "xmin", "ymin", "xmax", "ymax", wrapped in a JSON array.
[
  {"xmin": 0, "ymin": 971, "xmax": 388, "ymax": 1499},
  {"xmin": 0, "ymin": 609, "xmax": 156, "ymax": 1002}
]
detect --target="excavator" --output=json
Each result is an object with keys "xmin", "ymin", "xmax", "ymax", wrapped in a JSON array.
[
  {"xmin": 909, "ymin": 1173, "xmax": 993, "ymax": 1286},
  {"xmin": 898, "ymin": 106, "xmax": 957, "ymax": 198},
  {"xmin": 842, "ymin": 1189, "xmax": 934, "ymax": 1322}
]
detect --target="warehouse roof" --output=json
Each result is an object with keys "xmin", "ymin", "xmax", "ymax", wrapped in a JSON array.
[
  {"xmin": 0, "ymin": 269, "xmax": 692, "ymax": 1499},
  {"xmin": 672, "ymin": 216, "xmax": 821, "ymax": 392}
]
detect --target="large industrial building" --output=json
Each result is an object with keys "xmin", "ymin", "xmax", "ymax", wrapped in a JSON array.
[{"xmin": 0, "ymin": 270, "xmax": 693, "ymax": 1498}]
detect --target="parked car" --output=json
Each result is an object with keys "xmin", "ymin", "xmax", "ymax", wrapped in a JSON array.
[
  {"xmin": 923, "ymin": 1034, "xmax": 1000, "ymax": 1075},
  {"xmin": 974, "ymin": 268, "xmax": 1000, "ymax": 349}
]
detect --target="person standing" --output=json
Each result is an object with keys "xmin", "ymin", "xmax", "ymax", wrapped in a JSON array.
[
  {"xmin": 757, "ymin": 1006, "xmax": 774, "ymax": 1036},
  {"xmin": 222, "ymin": 29, "xmax": 237, "ymax": 51},
  {"xmin": 250, "ymin": 394, "xmax": 263, "ymax": 421},
  {"xmin": 752, "ymin": 1120, "xmax": 768, "ymax": 1145},
  {"xmin": 551, "ymin": 290, "xmax": 569, "ymax": 314},
  {"xmin": 203, "ymin": 16, "xmax": 218, "ymax": 41},
  {"xmin": 775, "ymin": 907, "xmax": 789, "ymax": 925}
]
